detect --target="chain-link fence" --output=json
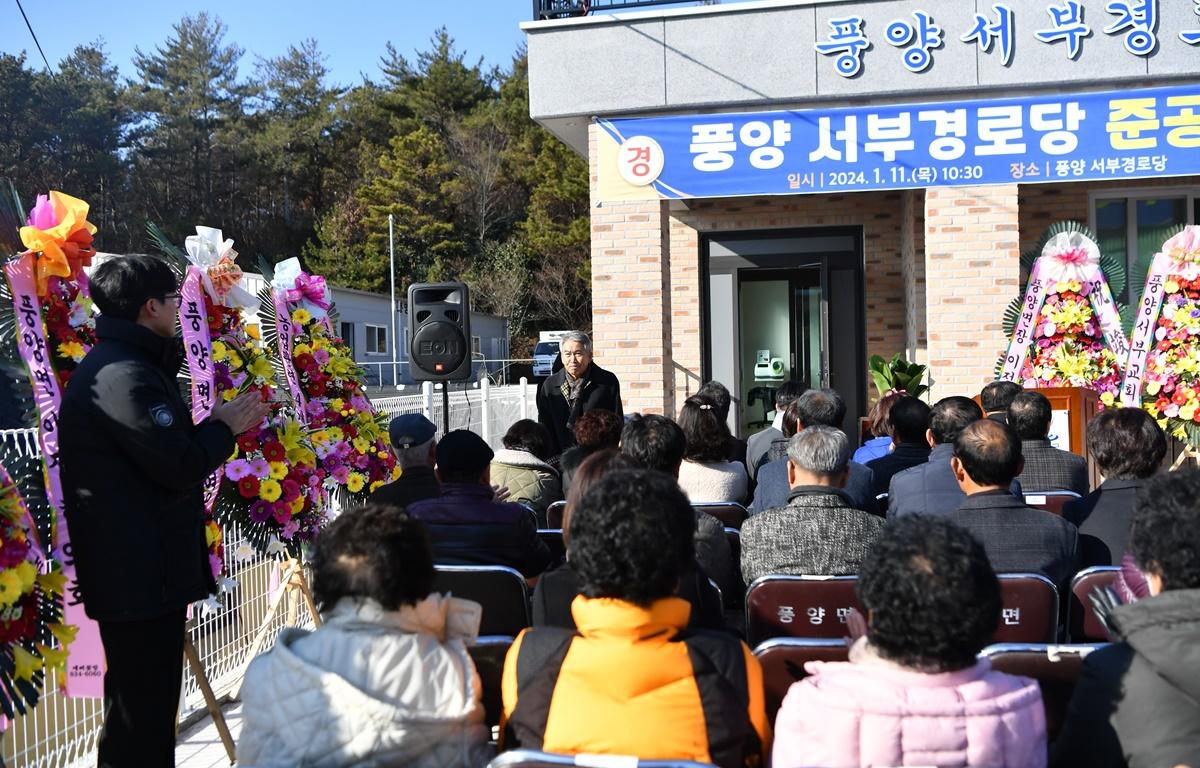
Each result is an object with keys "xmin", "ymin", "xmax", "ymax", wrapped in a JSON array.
[{"xmin": 0, "ymin": 382, "xmax": 538, "ymax": 768}]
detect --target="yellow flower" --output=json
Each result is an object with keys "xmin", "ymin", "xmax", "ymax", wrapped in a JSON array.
[
  {"xmin": 57, "ymin": 341, "xmax": 86, "ymax": 362},
  {"xmin": 227, "ymin": 351, "xmax": 244, "ymax": 370},
  {"xmin": 280, "ymin": 420, "xmax": 305, "ymax": 452},
  {"xmin": 331, "ymin": 398, "xmax": 345, "ymax": 412},
  {"xmin": 391, "ymin": 465, "xmax": 402, "ymax": 481},
  {"xmin": 15, "ymin": 560, "xmax": 36, "ymax": 593},
  {"xmin": 291, "ymin": 308, "xmax": 312, "ymax": 325},
  {"xmin": 1181, "ymin": 404, "xmax": 1197, "ymax": 421},
  {"xmin": 287, "ymin": 446, "xmax": 317, "ymax": 467},
  {"xmin": 248, "ymin": 355, "xmax": 273, "ymax": 381},
  {"xmin": 245, "ymin": 324, "xmax": 261, "ymax": 340},
  {"xmin": 1146, "ymin": 381, "xmax": 1162, "ymax": 396},
  {"xmin": 37, "ymin": 643, "xmax": 68, "ymax": 672},
  {"xmin": 211, "ymin": 341, "xmax": 228, "ymax": 362},
  {"xmin": 0, "ymin": 569, "xmax": 23, "ymax": 607},
  {"xmin": 269, "ymin": 462, "xmax": 288, "ymax": 480},
  {"xmin": 369, "ymin": 481, "xmax": 384, "ymax": 493},
  {"xmin": 37, "ymin": 569, "xmax": 66, "ymax": 595},
  {"xmin": 205, "ymin": 521, "xmax": 221, "ymax": 548},
  {"xmin": 352, "ymin": 437, "xmax": 370, "ymax": 454},
  {"xmin": 12, "ymin": 646, "xmax": 41, "ymax": 681},
  {"xmin": 222, "ymin": 388, "xmax": 238, "ymax": 402},
  {"xmin": 259, "ymin": 479, "xmax": 282, "ymax": 502},
  {"xmin": 294, "ymin": 343, "xmax": 312, "ymax": 356},
  {"xmin": 327, "ymin": 427, "xmax": 344, "ymax": 443},
  {"xmin": 289, "ymin": 495, "xmax": 305, "ymax": 514},
  {"xmin": 48, "ymin": 622, "xmax": 78, "ymax": 647},
  {"xmin": 311, "ymin": 430, "xmax": 329, "ymax": 444},
  {"xmin": 1100, "ymin": 391, "xmax": 1116, "ymax": 407},
  {"xmin": 1166, "ymin": 280, "xmax": 1181, "ymax": 293},
  {"xmin": 346, "ymin": 473, "xmax": 366, "ymax": 493}
]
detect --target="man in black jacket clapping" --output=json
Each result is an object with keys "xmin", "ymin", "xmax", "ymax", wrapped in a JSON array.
[{"xmin": 59, "ymin": 255, "xmax": 269, "ymax": 767}]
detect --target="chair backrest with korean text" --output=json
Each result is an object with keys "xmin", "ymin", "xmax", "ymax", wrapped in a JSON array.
[
  {"xmin": 1068, "ymin": 566, "xmax": 1120, "ymax": 642},
  {"xmin": 433, "ymin": 565, "xmax": 531, "ymax": 637},
  {"xmin": 752, "ymin": 637, "xmax": 850, "ymax": 727},
  {"xmin": 744, "ymin": 575, "xmax": 861, "ymax": 647},
  {"xmin": 488, "ymin": 750, "xmax": 718, "ymax": 768},
  {"xmin": 693, "ymin": 502, "xmax": 748, "ymax": 530},
  {"xmin": 1023, "ymin": 490, "xmax": 1082, "ymax": 517},
  {"xmin": 981, "ymin": 642, "xmax": 1106, "ymax": 741},
  {"xmin": 994, "ymin": 573, "xmax": 1059, "ymax": 643}
]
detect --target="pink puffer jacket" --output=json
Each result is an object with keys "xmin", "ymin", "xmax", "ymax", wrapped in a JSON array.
[{"xmin": 773, "ymin": 651, "xmax": 1046, "ymax": 768}]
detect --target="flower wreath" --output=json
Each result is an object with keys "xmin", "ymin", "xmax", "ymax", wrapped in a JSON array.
[
  {"xmin": 1122, "ymin": 226, "xmax": 1200, "ymax": 445},
  {"xmin": 998, "ymin": 222, "xmax": 1129, "ymax": 406},
  {"xmin": 267, "ymin": 259, "xmax": 398, "ymax": 502}
]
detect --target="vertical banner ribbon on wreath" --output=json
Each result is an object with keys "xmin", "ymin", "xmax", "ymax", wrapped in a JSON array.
[
  {"xmin": 1000, "ymin": 231, "xmax": 1129, "ymax": 383},
  {"xmin": 179, "ymin": 267, "xmax": 221, "ymax": 511},
  {"xmin": 273, "ymin": 293, "xmax": 308, "ymax": 421},
  {"xmin": 1120, "ymin": 228, "xmax": 1200, "ymax": 406},
  {"xmin": 3, "ymin": 253, "xmax": 104, "ymax": 698}
]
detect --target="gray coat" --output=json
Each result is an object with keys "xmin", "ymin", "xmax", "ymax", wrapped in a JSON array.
[
  {"xmin": 740, "ymin": 486, "xmax": 885, "ymax": 585},
  {"xmin": 1017, "ymin": 438, "xmax": 1090, "ymax": 496}
]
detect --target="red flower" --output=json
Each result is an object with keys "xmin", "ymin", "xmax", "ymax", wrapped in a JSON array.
[
  {"xmin": 295, "ymin": 353, "xmax": 315, "ymax": 370},
  {"xmin": 236, "ymin": 434, "xmax": 259, "ymax": 453},
  {"xmin": 262, "ymin": 442, "xmax": 286, "ymax": 462},
  {"xmin": 309, "ymin": 380, "xmax": 327, "ymax": 397},
  {"xmin": 237, "ymin": 476, "xmax": 261, "ymax": 499}
]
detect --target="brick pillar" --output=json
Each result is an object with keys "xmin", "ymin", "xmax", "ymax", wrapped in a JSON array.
[
  {"xmin": 924, "ymin": 184, "xmax": 1020, "ymax": 398},
  {"xmin": 588, "ymin": 126, "xmax": 674, "ymax": 415}
]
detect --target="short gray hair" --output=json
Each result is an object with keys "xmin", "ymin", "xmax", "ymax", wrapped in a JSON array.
[
  {"xmin": 396, "ymin": 437, "xmax": 435, "ymax": 468},
  {"xmin": 787, "ymin": 425, "xmax": 850, "ymax": 476},
  {"xmin": 561, "ymin": 331, "xmax": 592, "ymax": 352}
]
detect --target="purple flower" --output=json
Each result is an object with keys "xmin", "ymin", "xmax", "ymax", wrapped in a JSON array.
[
  {"xmin": 332, "ymin": 465, "xmax": 351, "ymax": 484},
  {"xmin": 312, "ymin": 348, "xmax": 330, "ymax": 365},
  {"xmin": 305, "ymin": 399, "xmax": 326, "ymax": 418},
  {"xmin": 281, "ymin": 519, "xmax": 300, "ymax": 540},
  {"xmin": 249, "ymin": 500, "xmax": 272, "ymax": 523},
  {"xmin": 225, "ymin": 459, "xmax": 252, "ymax": 481},
  {"xmin": 248, "ymin": 458, "xmax": 271, "ymax": 479},
  {"xmin": 272, "ymin": 503, "xmax": 291, "ymax": 524},
  {"xmin": 209, "ymin": 554, "xmax": 223, "ymax": 580}
]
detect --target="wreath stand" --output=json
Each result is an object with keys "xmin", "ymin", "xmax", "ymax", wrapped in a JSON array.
[
  {"xmin": 233, "ymin": 557, "xmax": 322, "ymax": 700},
  {"xmin": 1169, "ymin": 442, "xmax": 1200, "ymax": 471},
  {"xmin": 183, "ymin": 630, "xmax": 237, "ymax": 763}
]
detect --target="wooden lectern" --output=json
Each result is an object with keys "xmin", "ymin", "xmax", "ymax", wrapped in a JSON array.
[{"xmin": 977, "ymin": 386, "xmax": 1101, "ymax": 489}]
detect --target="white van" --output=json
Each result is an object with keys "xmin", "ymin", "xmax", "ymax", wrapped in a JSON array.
[{"xmin": 532, "ymin": 330, "xmax": 570, "ymax": 378}]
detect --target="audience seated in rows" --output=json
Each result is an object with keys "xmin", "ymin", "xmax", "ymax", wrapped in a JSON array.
[
  {"xmin": 751, "ymin": 389, "xmax": 876, "ymax": 514},
  {"xmin": 746, "ymin": 380, "xmax": 807, "ymax": 480},
  {"xmin": 677, "ymin": 394, "xmax": 750, "ymax": 504},
  {"xmin": 621, "ymin": 413, "xmax": 738, "ymax": 601},
  {"xmin": 531, "ymin": 449, "xmax": 724, "ymax": 631},
  {"xmin": 366, "ymin": 414, "xmax": 440, "ymax": 509},
  {"xmin": 946, "ymin": 419, "xmax": 1079, "ymax": 592},
  {"xmin": 490, "ymin": 419, "xmax": 563, "ymax": 527},
  {"xmin": 981, "ymin": 380, "xmax": 1022, "ymax": 424},
  {"xmin": 773, "ymin": 515, "xmax": 1046, "ymax": 768},
  {"xmin": 407, "ymin": 430, "xmax": 552, "ymax": 577},
  {"xmin": 865, "ymin": 395, "xmax": 932, "ymax": 498},
  {"xmin": 239, "ymin": 504, "xmax": 493, "ymax": 767},
  {"xmin": 1009, "ymin": 390, "xmax": 1090, "ymax": 496},
  {"xmin": 501, "ymin": 469, "xmax": 770, "ymax": 767},
  {"xmin": 1052, "ymin": 470, "xmax": 1200, "ymax": 767},
  {"xmin": 888, "ymin": 396, "xmax": 1021, "ymax": 518},
  {"xmin": 1065, "ymin": 407, "xmax": 1166, "ymax": 568},
  {"xmin": 852, "ymin": 390, "xmax": 903, "ymax": 465},
  {"xmin": 557, "ymin": 408, "xmax": 622, "ymax": 496},
  {"xmin": 698, "ymin": 379, "xmax": 749, "ymax": 470},
  {"xmin": 741, "ymin": 426, "xmax": 883, "ymax": 585}
]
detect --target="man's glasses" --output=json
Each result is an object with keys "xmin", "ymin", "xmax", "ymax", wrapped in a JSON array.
[{"xmin": 160, "ymin": 293, "xmax": 181, "ymax": 304}]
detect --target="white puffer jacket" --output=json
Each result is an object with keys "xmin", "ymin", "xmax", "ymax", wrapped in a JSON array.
[{"xmin": 237, "ymin": 593, "xmax": 494, "ymax": 767}]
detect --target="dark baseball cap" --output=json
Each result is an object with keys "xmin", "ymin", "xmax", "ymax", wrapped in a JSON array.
[
  {"xmin": 436, "ymin": 430, "xmax": 494, "ymax": 477},
  {"xmin": 388, "ymin": 414, "xmax": 437, "ymax": 449}
]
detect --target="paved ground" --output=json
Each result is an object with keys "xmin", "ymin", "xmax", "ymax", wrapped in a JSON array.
[{"xmin": 177, "ymin": 702, "xmax": 244, "ymax": 767}]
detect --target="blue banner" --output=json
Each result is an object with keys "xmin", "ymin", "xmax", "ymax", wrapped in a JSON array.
[{"xmin": 596, "ymin": 84, "xmax": 1200, "ymax": 199}]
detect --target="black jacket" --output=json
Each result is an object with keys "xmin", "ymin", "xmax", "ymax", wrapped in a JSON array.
[
  {"xmin": 1064, "ymin": 478, "xmax": 1143, "ymax": 567},
  {"xmin": 865, "ymin": 442, "xmax": 931, "ymax": 498},
  {"xmin": 59, "ymin": 317, "xmax": 233, "ymax": 622},
  {"xmin": 1051, "ymin": 588, "xmax": 1200, "ymax": 768},
  {"xmin": 366, "ymin": 464, "xmax": 441, "ymax": 510},
  {"xmin": 406, "ymin": 482, "xmax": 553, "ymax": 577},
  {"xmin": 945, "ymin": 489, "xmax": 1079, "ymax": 591},
  {"xmin": 536, "ymin": 363, "xmax": 623, "ymax": 456}
]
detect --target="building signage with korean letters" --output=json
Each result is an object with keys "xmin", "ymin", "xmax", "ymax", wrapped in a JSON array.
[{"xmin": 597, "ymin": 83, "xmax": 1200, "ymax": 200}]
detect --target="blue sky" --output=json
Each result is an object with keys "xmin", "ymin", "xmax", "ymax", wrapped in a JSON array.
[{"xmin": 2, "ymin": 1, "xmax": 529, "ymax": 85}]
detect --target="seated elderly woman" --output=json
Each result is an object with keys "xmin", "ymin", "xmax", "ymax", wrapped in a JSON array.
[
  {"xmin": 773, "ymin": 515, "xmax": 1047, "ymax": 768},
  {"xmin": 237, "ymin": 504, "xmax": 493, "ymax": 767},
  {"xmin": 490, "ymin": 419, "xmax": 562, "ymax": 526}
]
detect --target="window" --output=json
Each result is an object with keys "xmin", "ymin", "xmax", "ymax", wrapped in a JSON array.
[
  {"xmin": 1091, "ymin": 188, "xmax": 1199, "ymax": 305},
  {"xmin": 339, "ymin": 322, "xmax": 355, "ymax": 356},
  {"xmin": 365, "ymin": 324, "xmax": 388, "ymax": 355},
  {"xmin": 472, "ymin": 335, "xmax": 482, "ymax": 358}
]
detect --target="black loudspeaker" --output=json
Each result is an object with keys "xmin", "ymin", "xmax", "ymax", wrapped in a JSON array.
[{"xmin": 407, "ymin": 282, "xmax": 472, "ymax": 381}]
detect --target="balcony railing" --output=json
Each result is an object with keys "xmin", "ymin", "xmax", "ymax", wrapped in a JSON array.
[{"xmin": 533, "ymin": 0, "xmax": 718, "ymax": 21}]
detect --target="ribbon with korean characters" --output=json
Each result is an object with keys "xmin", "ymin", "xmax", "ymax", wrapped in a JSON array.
[
  {"xmin": 178, "ymin": 267, "xmax": 223, "ymax": 523},
  {"xmin": 272, "ymin": 292, "xmax": 308, "ymax": 421},
  {"xmin": 1121, "ymin": 227, "xmax": 1200, "ymax": 407},
  {"xmin": 2, "ymin": 253, "xmax": 105, "ymax": 698},
  {"xmin": 1000, "ymin": 231, "xmax": 1130, "ymax": 384}
]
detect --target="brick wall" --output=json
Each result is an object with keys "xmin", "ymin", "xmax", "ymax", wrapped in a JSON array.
[{"xmin": 924, "ymin": 184, "xmax": 1021, "ymax": 398}]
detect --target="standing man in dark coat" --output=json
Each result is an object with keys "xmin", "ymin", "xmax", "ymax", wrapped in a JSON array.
[
  {"xmin": 59, "ymin": 255, "xmax": 270, "ymax": 767},
  {"xmin": 536, "ymin": 331, "xmax": 622, "ymax": 456}
]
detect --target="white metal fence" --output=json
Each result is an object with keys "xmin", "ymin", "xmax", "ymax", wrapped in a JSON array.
[{"xmin": 0, "ymin": 382, "xmax": 537, "ymax": 768}]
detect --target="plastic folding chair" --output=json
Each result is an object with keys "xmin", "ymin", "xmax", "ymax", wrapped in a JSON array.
[
  {"xmin": 693, "ymin": 502, "xmax": 748, "ymax": 530},
  {"xmin": 469, "ymin": 635, "xmax": 513, "ymax": 728},
  {"xmin": 538, "ymin": 528, "xmax": 566, "ymax": 567},
  {"xmin": 434, "ymin": 565, "xmax": 531, "ymax": 637},
  {"xmin": 744, "ymin": 575, "xmax": 860, "ymax": 646},
  {"xmin": 981, "ymin": 642, "xmax": 1106, "ymax": 741},
  {"xmin": 1068, "ymin": 565, "xmax": 1120, "ymax": 642},
  {"xmin": 995, "ymin": 573, "xmax": 1059, "ymax": 643},
  {"xmin": 1023, "ymin": 490, "xmax": 1082, "ymax": 517},
  {"xmin": 547, "ymin": 500, "xmax": 567, "ymax": 529},
  {"xmin": 752, "ymin": 637, "xmax": 849, "ymax": 726}
]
